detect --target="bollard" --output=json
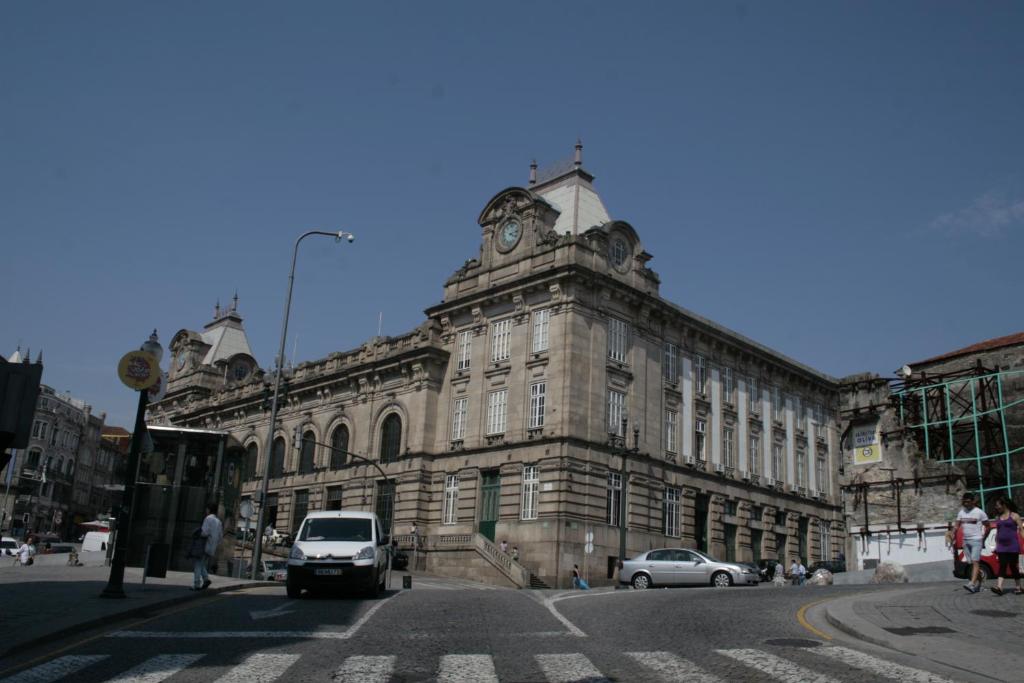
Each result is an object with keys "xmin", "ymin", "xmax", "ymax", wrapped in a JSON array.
[{"xmin": 403, "ymin": 575, "xmax": 412, "ymax": 589}]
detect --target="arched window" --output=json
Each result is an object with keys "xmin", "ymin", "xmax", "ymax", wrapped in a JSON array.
[
  {"xmin": 271, "ymin": 436, "xmax": 286, "ymax": 478},
  {"xmin": 299, "ymin": 430, "xmax": 316, "ymax": 475},
  {"xmin": 245, "ymin": 442, "xmax": 258, "ymax": 481},
  {"xmin": 26, "ymin": 449, "xmax": 41, "ymax": 469},
  {"xmin": 330, "ymin": 425, "xmax": 349, "ymax": 470},
  {"xmin": 379, "ymin": 414, "xmax": 402, "ymax": 464}
]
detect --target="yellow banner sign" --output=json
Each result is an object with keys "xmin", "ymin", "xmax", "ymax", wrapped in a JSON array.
[{"xmin": 854, "ymin": 444, "xmax": 882, "ymax": 465}]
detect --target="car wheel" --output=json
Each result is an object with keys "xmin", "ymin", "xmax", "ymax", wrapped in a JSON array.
[
  {"xmin": 980, "ymin": 564, "xmax": 995, "ymax": 581},
  {"xmin": 367, "ymin": 570, "xmax": 380, "ymax": 598},
  {"xmin": 712, "ymin": 571, "xmax": 733, "ymax": 588},
  {"xmin": 286, "ymin": 580, "xmax": 302, "ymax": 599},
  {"xmin": 631, "ymin": 573, "xmax": 651, "ymax": 590}
]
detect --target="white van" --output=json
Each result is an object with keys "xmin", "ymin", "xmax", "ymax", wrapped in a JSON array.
[
  {"xmin": 81, "ymin": 531, "xmax": 110, "ymax": 553},
  {"xmin": 286, "ymin": 511, "xmax": 389, "ymax": 599}
]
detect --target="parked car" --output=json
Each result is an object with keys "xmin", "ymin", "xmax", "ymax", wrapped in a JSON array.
[
  {"xmin": 256, "ymin": 559, "xmax": 288, "ymax": 581},
  {"xmin": 808, "ymin": 560, "xmax": 846, "ymax": 575},
  {"xmin": 953, "ymin": 522, "xmax": 1024, "ymax": 580},
  {"xmin": 1, "ymin": 537, "xmax": 19, "ymax": 556},
  {"xmin": 81, "ymin": 531, "xmax": 110, "ymax": 553},
  {"xmin": 619, "ymin": 548, "xmax": 760, "ymax": 589},
  {"xmin": 286, "ymin": 511, "xmax": 390, "ymax": 599},
  {"xmin": 391, "ymin": 549, "xmax": 409, "ymax": 571}
]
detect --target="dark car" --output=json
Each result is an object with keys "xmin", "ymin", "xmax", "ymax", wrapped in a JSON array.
[
  {"xmin": 391, "ymin": 550, "xmax": 409, "ymax": 571},
  {"xmin": 755, "ymin": 559, "xmax": 782, "ymax": 582},
  {"xmin": 808, "ymin": 560, "xmax": 846, "ymax": 575}
]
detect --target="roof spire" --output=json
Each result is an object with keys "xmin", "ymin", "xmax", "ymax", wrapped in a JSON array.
[
  {"xmin": 24, "ymin": 347, "xmax": 30, "ymax": 364},
  {"xmin": 231, "ymin": 291, "xmax": 239, "ymax": 313},
  {"xmin": 214, "ymin": 299, "xmax": 221, "ymax": 318},
  {"xmin": 529, "ymin": 159, "xmax": 537, "ymax": 186},
  {"xmin": 36, "ymin": 349, "xmax": 43, "ymax": 364},
  {"xmin": 574, "ymin": 138, "xmax": 583, "ymax": 168}
]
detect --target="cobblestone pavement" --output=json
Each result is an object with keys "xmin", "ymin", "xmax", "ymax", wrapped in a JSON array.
[{"xmin": 0, "ymin": 580, "xmax": 993, "ymax": 682}]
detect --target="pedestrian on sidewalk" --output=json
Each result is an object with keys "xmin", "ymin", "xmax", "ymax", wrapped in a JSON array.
[
  {"xmin": 511, "ymin": 546, "xmax": 519, "ymax": 562},
  {"xmin": 16, "ymin": 535, "xmax": 36, "ymax": 566},
  {"xmin": 499, "ymin": 539, "xmax": 509, "ymax": 554},
  {"xmin": 796, "ymin": 558, "xmax": 807, "ymax": 586},
  {"xmin": 571, "ymin": 564, "xmax": 582, "ymax": 589},
  {"xmin": 990, "ymin": 495, "xmax": 1023, "ymax": 596},
  {"xmin": 191, "ymin": 503, "xmax": 223, "ymax": 591},
  {"xmin": 956, "ymin": 491, "xmax": 988, "ymax": 593}
]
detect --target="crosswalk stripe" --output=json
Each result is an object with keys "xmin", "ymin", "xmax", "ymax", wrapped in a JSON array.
[
  {"xmin": 812, "ymin": 646, "xmax": 957, "ymax": 683},
  {"xmin": 2, "ymin": 655, "xmax": 108, "ymax": 683},
  {"xmin": 332, "ymin": 655, "xmax": 395, "ymax": 683},
  {"xmin": 535, "ymin": 653, "xmax": 609, "ymax": 683},
  {"xmin": 213, "ymin": 653, "xmax": 300, "ymax": 683},
  {"xmin": 625, "ymin": 651, "xmax": 724, "ymax": 683},
  {"xmin": 438, "ymin": 654, "xmax": 499, "ymax": 683},
  {"xmin": 107, "ymin": 654, "xmax": 205, "ymax": 683},
  {"xmin": 717, "ymin": 649, "xmax": 839, "ymax": 683}
]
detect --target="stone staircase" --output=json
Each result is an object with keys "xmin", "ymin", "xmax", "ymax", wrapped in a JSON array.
[
  {"xmin": 396, "ymin": 532, "xmax": 534, "ymax": 588},
  {"xmin": 529, "ymin": 573, "xmax": 551, "ymax": 589}
]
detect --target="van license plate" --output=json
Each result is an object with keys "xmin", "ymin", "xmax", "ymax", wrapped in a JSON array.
[{"xmin": 315, "ymin": 568, "xmax": 342, "ymax": 576}]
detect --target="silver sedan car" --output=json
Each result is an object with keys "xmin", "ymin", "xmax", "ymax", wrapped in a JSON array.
[{"xmin": 620, "ymin": 548, "xmax": 760, "ymax": 589}]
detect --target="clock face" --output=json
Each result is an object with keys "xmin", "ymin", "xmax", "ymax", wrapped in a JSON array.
[
  {"xmin": 498, "ymin": 220, "xmax": 521, "ymax": 250},
  {"xmin": 175, "ymin": 351, "xmax": 187, "ymax": 370}
]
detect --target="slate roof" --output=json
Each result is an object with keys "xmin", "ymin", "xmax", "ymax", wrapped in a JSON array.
[{"xmin": 911, "ymin": 331, "xmax": 1024, "ymax": 367}]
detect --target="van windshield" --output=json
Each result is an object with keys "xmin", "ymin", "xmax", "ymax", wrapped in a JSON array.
[{"xmin": 300, "ymin": 518, "xmax": 373, "ymax": 543}]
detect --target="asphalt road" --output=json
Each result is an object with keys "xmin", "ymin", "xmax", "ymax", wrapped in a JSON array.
[{"xmin": 0, "ymin": 579, "xmax": 975, "ymax": 682}]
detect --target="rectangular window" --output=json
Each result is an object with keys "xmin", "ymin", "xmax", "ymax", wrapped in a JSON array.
[
  {"xmin": 521, "ymin": 465, "xmax": 539, "ymax": 520},
  {"xmin": 723, "ymin": 427, "xmax": 735, "ymax": 468},
  {"xmin": 816, "ymin": 455, "xmax": 828, "ymax": 494},
  {"xmin": 491, "ymin": 319, "xmax": 511, "ymax": 363},
  {"xmin": 608, "ymin": 390, "xmax": 626, "ymax": 435},
  {"xmin": 451, "ymin": 398, "xmax": 468, "ymax": 441},
  {"xmin": 486, "ymin": 389, "xmax": 508, "ymax": 435},
  {"xmin": 723, "ymin": 367, "xmax": 734, "ymax": 404},
  {"xmin": 664, "ymin": 409, "xmax": 678, "ymax": 453},
  {"xmin": 663, "ymin": 487, "xmax": 680, "ymax": 537},
  {"xmin": 695, "ymin": 419, "xmax": 707, "ymax": 461},
  {"xmin": 663, "ymin": 342, "xmax": 678, "ymax": 382},
  {"xmin": 695, "ymin": 355, "xmax": 707, "ymax": 394},
  {"xmin": 771, "ymin": 385, "xmax": 783, "ymax": 421},
  {"xmin": 326, "ymin": 486, "xmax": 343, "ymax": 511},
  {"xmin": 532, "ymin": 309, "xmax": 550, "ymax": 353},
  {"xmin": 749, "ymin": 377, "xmax": 759, "ymax": 413},
  {"xmin": 529, "ymin": 382, "xmax": 546, "ymax": 429},
  {"xmin": 457, "ymin": 330, "xmax": 472, "ymax": 371},
  {"xmin": 750, "ymin": 435, "xmax": 761, "ymax": 474},
  {"xmin": 796, "ymin": 449, "xmax": 805, "ymax": 487},
  {"xmin": 443, "ymin": 474, "xmax": 459, "ymax": 525},
  {"xmin": 292, "ymin": 490, "xmax": 309, "ymax": 533},
  {"xmin": 32, "ymin": 420, "xmax": 41, "ymax": 439},
  {"xmin": 772, "ymin": 443, "xmax": 783, "ymax": 480},
  {"xmin": 606, "ymin": 472, "xmax": 622, "ymax": 526},
  {"xmin": 607, "ymin": 318, "xmax": 629, "ymax": 363},
  {"xmin": 820, "ymin": 521, "xmax": 832, "ymax": 562}
]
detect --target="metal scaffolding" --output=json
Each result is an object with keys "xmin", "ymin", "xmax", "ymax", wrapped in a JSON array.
[{"xmin": 893, "ymin": 366, "xmax": 1024, "ymax": 510}]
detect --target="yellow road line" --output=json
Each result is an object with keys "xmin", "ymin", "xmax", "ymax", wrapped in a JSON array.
[
  {"xmin": 0, "ymin": 593, "xmax": 229, "ymax": 678},
  {"xmin": 796, "ymin": 598, "xmax": 833, "ymax": 641}
]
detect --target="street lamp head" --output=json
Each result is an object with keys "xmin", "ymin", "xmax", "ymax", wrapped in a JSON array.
[
  {"xmin": 336, "ymin": 231, "xmax": 355, "ymax": 243},
  {"xmin": 141, "ymin": 329, "xmax": 163, "ymax": 364}
]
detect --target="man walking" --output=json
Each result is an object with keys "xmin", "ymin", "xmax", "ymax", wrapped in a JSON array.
[
  {"xmin": 956, "ymin": 492, "xmax": 988, "ymax": 593},
  {"xmin": 193, "ymin": 503, "xmax": 223, "ymax": 591}
]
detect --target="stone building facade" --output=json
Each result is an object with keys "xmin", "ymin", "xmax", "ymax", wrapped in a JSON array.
[
  {"xmin": 2, "ymin": 378, "xmax": 113, "ymax": 539},
  {"xmin": 837, "ymin": 331, "xmax": 1024, "ymax": 571},
  {"xmin": 152, "ymin": 151, "xmax": 845, "ymax": 587}
]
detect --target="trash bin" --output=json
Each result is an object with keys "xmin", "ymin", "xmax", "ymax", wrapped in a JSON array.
[{"xmin": 145, "ymin": 543, "xmax": 170, "ymax": 578}]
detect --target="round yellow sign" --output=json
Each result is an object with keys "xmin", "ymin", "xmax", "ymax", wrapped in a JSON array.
[{"xmin": 117, "ymin": 351, "xmax": 160, "ymax": 390}]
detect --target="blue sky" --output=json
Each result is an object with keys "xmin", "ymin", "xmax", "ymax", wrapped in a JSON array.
[{"xmin": 2, "ymin": 1, "xmax": 1022, "ymax": 428}]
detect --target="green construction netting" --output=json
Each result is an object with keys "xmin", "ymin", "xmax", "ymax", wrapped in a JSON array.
[{"xmin": 896, "ymin": 369, "xmax": 1024, "ymax": 510}]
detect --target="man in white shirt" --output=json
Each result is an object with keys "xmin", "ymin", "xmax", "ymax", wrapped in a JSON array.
[
  {"xmin": 956, "ymin": 492, "xmax": 988, "ymax": 593},
  {"xmin": 194, "ymin": 503, "xmax": 223, "ymax": 590}
]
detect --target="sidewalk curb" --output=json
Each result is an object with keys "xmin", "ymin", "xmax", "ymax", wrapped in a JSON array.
[{"xmin": 0, "ymin": 581, "xmax": 276, "ymax": 661}]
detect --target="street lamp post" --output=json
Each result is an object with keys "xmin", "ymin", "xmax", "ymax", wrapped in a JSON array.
[
  {"xmin": 251, "ymin": 230, "xmax": 354, "ymax": 581},
  {"xmin": 101, "ymin": 331, "xmax": 163, "ymax": 598},
  {"xmin": 612, "ymin": 417, "xmax": 640, "ymax": 587}
]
